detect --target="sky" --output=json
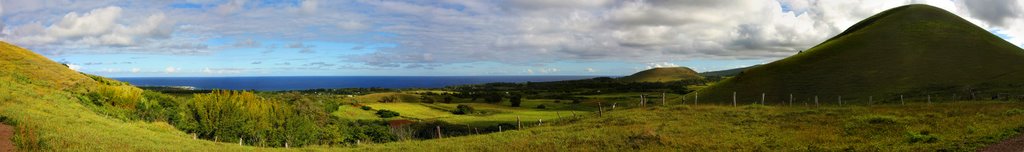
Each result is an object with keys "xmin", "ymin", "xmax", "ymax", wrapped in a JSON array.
[{"xmin": 1, "ymin": 0, "xmax": 1023, "ymax": 77}]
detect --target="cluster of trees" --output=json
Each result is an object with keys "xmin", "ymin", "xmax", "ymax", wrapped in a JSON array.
[{"xmin": 78, "ymin": 87, "xmax": 400, "ymax": 147}]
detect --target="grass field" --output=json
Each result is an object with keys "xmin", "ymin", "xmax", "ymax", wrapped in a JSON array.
[{"xmin": 355, "ymin": 102, "xmax": 1024, "ymax": 151}]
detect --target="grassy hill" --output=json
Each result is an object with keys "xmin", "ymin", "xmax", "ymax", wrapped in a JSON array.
[
  {"xmin": 0, "ymin": 41, "xmax": 262, "ymax": 150},
  {"xmin": 688, "ymin": 4, "xmax": 1024, "ymax": 105},
  {"xmin": 620, "ymin": 67, "xmax": 703, "ymax": 83},
  {"xmin": 699, "ymin": 65, "xmax": 757, "ymax": 77}
]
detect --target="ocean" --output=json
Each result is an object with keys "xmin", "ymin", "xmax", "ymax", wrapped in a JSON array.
[{"xmin": 113, "ymin": 76, "xmax": 605, "ymax": 91}]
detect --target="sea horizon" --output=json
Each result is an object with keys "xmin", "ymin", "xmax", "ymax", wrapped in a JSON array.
[{"xmin": 113, "ymin": 75, "xmax": 612, "ymax": 91}]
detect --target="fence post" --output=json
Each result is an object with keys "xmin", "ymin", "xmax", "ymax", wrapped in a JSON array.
[
  {"xmin": 814, "ymin": 96, "xmax": 819, "ymax": 107},
  {"xmin": 869, "ymin": 96, "xmax": 873, "ymax": 105},
  {"xmin": 517, "ymin": 116, "xmax": 522, "ymax": 129},
  {"xmin": 761, "ymin": 93, "xmax": 765, "ymax": 105},
  {"xmin": 789, "ymin": 94, "xmax": 793, "ymax": 106},
  {"xmin": 436, "ymin": 126, "xmax": 443, "ymax": 139},
  {"xmin": 239, "ymin": 136, "xmax": 243, "ymax": 146},
  {"xmin": 838, "ymin": 96, "xmax": 842, "ymax": 106},
  {"xmin": 662, "ymin": 92, "xmax": 666, "ymax": 106},
  {"xmin": 927, "ymin": 95, "xmax": 931, "ymax": 104},
  {"xmin": 695, "ymin": 91, "xmax": 699, "ymax": 105},
  {"xmin": 499, "ymin": 126, "xmax": 502, "ymax": 132},
  {"xmin": 901, "ymin": 95, "xmax": 904, "ymax": 105},
  {"xmin": 598, "ymin": 102, "xmax": 603, "ymax": 117},
  {"xmin": 733, "ymin": 92, "xmax": 737, "ymax": 107}
]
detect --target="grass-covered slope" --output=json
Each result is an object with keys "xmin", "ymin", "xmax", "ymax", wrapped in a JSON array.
[
  {"xmin": 620, "ymin": 67, "xmax": 703, "ymax": 83},
  {"xmin": 690, "ymin": 4, "xmax": 1024, "ymax": 104},
  {"xmin": 0, "ymin": 41, "xmax": 261, "ymax": 151},
  {"xmin": 699, "ymin": 65, "xmax": 757, "ymax": 77}
]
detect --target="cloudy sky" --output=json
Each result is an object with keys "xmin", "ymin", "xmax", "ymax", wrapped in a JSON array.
[{"xmin": 1, "ymin": 0, "xmax": 1023, "ymax": 77}]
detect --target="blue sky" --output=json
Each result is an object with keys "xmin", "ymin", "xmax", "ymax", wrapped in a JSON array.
[{"xmin": 2, "ymin": 0, "xmax": 1023, "ymax": 77}]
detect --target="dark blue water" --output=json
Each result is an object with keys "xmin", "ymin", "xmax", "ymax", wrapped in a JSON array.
[{"xmin": 113, "ymin": 76, "xmax": 604, "ymax": 91}]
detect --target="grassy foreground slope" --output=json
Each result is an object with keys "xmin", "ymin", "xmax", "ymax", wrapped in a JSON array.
[
  {"xmin": 0, "ymin": 41, "xmax": 264, "ymax": 151},
  {"xmin": 690, "ymin": 4, "xmax": 1024, "ymax": 104},
  {"xmin": 619, "ymin": 67, "xmax": 703, "ymax": 83},
  {"xmin": 360, "ymin": 103, "xmax": 1024, "ymax": 151}
]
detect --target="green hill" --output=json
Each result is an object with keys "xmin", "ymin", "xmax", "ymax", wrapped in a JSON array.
[
  {"xmin": 688, "ymin": 4, "xmax": 1024, "ymax": 105},
  {"xmin": 620, "ymin": 67, "xmax": 703, "ymax": 82},
  {"xmin": 699, "ymin": 65, "xmax": 757, "ymax": 77},
  {"xmin": 0, "ymin": 41, "xmax": 260, "ymax": 151}
]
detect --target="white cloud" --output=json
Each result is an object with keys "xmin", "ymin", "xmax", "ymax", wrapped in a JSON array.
[
  {"xmin": 585, "ymin": 67, "xmax": 596, "ymax": 72},
  {"xmin": 164, "ymin": 66, "xmax": 180, "ymax": 73},
  {"xmin": 646, "ymin": 62, "xmax": 679, "ymax": 69},
  {"xmin": 131, "ymin": 68, "xmax": 141, "ymax": 73},
  {"xmin": 67, "ymin": 64, "xmax": 82, "ymax": 71}
]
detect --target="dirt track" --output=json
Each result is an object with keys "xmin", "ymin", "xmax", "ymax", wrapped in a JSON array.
[
  {"xmin": 0, "ymin": 124, "xmax": 13, "ymax": 152},
  {"xmin": 978, "ymin": 134, "xmax": 1024, "ymax": 152}
]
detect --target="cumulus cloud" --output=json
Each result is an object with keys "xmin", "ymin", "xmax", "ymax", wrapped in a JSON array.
[
  {"xmin": 646, "ymin": 62, "xmax": 680, "ymax": 69},
  {"xmin": 164, "ymin": 66, "xmax": 180, "ymax": 73},
  {"xmin": 585, "ymin": 67, "xmax": 596, "ymax": 73},
  {"xmin": 67, "ymin": 64, "xmax": 82, "ymax": 71},
  {"xmin": 6, "ymin": 0, "xmax": 1024, "ymax": 73},
  {"xmin": 2, "ymin": 5, "xmax": 179, "ymax": 55}
]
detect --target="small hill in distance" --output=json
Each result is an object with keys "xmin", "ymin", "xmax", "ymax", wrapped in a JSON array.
[
  {"xmin": 690, "ymin": 4, "xmax": 1024, "ymax": 104},
  {"xmin": 619, "ymin": 67, "xmax": 703, "ymax": 83}
]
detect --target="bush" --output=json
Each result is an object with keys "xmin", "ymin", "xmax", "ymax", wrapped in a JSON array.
[
  {"xmin": 379, "ymin": 95, "xmax": 398, "ymax": 103},
  {"xmin": 453, "ymin": 104, "xmax": 475, "ymax": 115},
  {"xmin": 361, "ymin": 106, "xmax": 372, "ymax": 110},
  {"xmin": 376, "ymin": 109, "xmax": 400, "ymax": 118},
  {"xmin": 509, "ymin": 95, "xmax": 522, "ymax": 107},
  {"xmin": 536, "ymin": 104, "xmax": 547, "ymax": 109},
  {"xmin": 443, "ymin": 96, "xmax": 453, "ymax": 103},
  {"xmin": 420, "ymin": 96, "xmax": 435, "ymax": 104},
  {"xmin": 906, "ymin": 131, "xmax": 939, "ymax": 143}
]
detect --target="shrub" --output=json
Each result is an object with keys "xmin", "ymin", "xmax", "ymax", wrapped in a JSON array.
[
  {"xmin": 376, "ymin": 109, "xmax": 400, "ymax": 118},
  {"xmin": 906, "ymin": 131, "xmax": 939, "ymax": 143},
  {"xmin": 443, "ymin": 96, "xmax": 453, "ymax": 103},
  {"xmin": 509, "ymin": 95, "xmax": 522, "ymax": 107},
  {"xmin": 421, "ymin": 96, "xmax": 435, "ymax": 104},
  {"xmin": 361, "ymin": 106, "xmax": 372, "ymax": 110},
  {"xmin": 536, "ymin": 104, "xmax": 547, "ymax": 109},
  {"xmin": 379, "ymin": 95, "xmax": 398, "ymax": 103},
  {"xmin": 1005, "ymin": 108, "xmax": 1024, "ymax": 116},
  {"xmin": 453, "ymin": 104, "xmax": 475, "ymax": 115}
]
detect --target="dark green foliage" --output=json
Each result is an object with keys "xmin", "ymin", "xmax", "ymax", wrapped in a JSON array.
[
  {"xmin": 509, "ymin": 94, "xmax": 522, "ymax": 107},
  {"xmin": 536, "ymin": 104, "xmax": 546, "ymax": 109},
  {"xmin": 376, "ymin": 109, "xmax": 400, "ymax": 118},
  {"xmin": 443, "ymin": 96, "xmax": 453, "ymax": 103},
  {"xmin": 379, "ymin": 95, "xmax": 398, "ymax": 103},
  {"xmin": 453, "ymin": 104, "xmax": 475, "ymax": 115},
  {"xmin": 420, "ymin": 95, "xmax": 435, "ymax": 104},
  {"xmin": 907, "ymin": 131, "xmax": 939, "ymax": 143},
  {"xmin": 483, "ymin": 93, "xmax": 502, "ymax": 103},
  {"xmin": 361, "ymin": 105, "xmax": 372, "ymax": 110}
]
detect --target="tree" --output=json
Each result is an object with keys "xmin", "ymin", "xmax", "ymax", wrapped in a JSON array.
[
  {"xmin": 376, "ymin": 109, "xmax": 400, "ymax": 118},
  {"xmin": 453, "ymin": 104, "xmax": 475, "ymax": 115},
  {"xmin": 484, "ymin": 93, "xmax": 503, "ymax": 103},
  {"xmin": 443, "ymin": 96, "xmax": 453, "ymax": 103},
  {"xmin": 509, "ymin": 95, "xmax": 522, "ymax": 107}
]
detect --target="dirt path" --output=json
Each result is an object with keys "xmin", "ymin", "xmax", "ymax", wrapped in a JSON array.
[
  {"xmin": 0, "ymin": 124, "xmax": 13, "ymax": 152},
  {"xmin": 978, "ymin": 134, "xmax": 1024, "ymax": 152}
]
